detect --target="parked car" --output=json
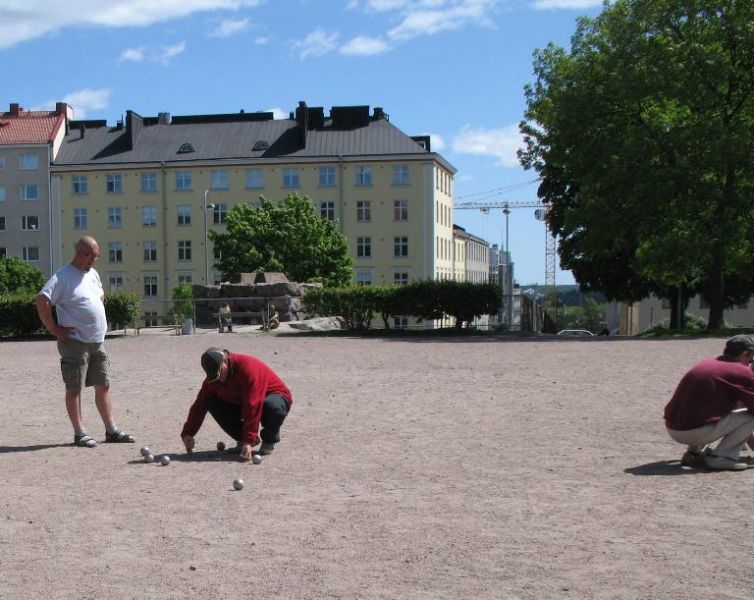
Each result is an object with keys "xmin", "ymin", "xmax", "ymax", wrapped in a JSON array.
[{"xmin": 556, "ymin": 329, "xmax": 595, "ymax": 337}]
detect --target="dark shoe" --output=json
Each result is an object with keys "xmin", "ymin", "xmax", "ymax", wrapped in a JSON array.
[
  {"xmin": 258, "ymin": 442, "xmax": 275, "ymax": 455},
  {"xmin": 74, "ymin": 434, "xmax": 97, "ymax": 448},
  {"xmin": 681, "ymin": 448, "xmax": 708, "ymax": 467},
  {"xmin": 105, "ymin": 429, "xmax": 135, "ymax": 443}
]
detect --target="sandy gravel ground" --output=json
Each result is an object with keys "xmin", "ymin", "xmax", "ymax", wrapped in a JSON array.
[{"xmin": 1, "ymin": 329, "xmax": 753, "ymax": 600}]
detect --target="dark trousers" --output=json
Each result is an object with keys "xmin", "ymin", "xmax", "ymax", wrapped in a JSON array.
[{"xmin": 207, "ymin": 394, "xmax": 289, "ymax": 444}]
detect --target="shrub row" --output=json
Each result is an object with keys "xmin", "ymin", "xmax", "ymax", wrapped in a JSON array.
[{"xmin": 303, "ymin": 281, "xmax": 501, "ymax": 330}]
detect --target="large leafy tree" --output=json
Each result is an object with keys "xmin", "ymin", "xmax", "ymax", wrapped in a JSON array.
[
  {"xmin": 520, "ymin": 0, "xmax": 754, "ymax": 329},
  {"xmin": 0, "ymin": 256, "xmax": 45, "ymax": 295},
  {"xmin": 211, "ymin": 194, "xmax": 353, "ymax": 287}
]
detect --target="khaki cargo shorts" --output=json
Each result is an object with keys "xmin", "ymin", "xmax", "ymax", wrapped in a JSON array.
[{"xmin": 57, "ymin": 339, "xmax": 111, "ymax": 391}]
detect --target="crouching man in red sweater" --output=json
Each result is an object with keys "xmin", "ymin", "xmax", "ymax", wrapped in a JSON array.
[
  {"xmin": 664, "ymin": 335, "xmax": 754, "ymax": 471},
  {"xmin": 181, "ymin": 348, "xmax": 293, "ymax": 461}
]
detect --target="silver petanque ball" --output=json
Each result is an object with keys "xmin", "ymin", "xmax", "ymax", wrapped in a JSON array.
[
  {"xmin": 160, "ymin": 455, "xmax": 171, "ymax": 466},
  {"xmin": 144, "ymin": 453, "xmax": 155, "ymax": 463},
  {"xmin": 233, "ymin": 478, "xmax": 244, "ymax": 491},
  {"xmin": 216, "ymin": 441, "xmax": 226, "ymax": 451},
  {"xmin": 252, "ymin": 454, "xmax": 262, "ymax": 465},
  {"xmin": 140, "ymin": 446, "xmax": 150, "ymax": 457}
]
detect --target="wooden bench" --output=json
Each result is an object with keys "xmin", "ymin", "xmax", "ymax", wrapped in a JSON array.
[{"xmin": 213, "ymin": 311, "xmax": 267, "ymax": 332}]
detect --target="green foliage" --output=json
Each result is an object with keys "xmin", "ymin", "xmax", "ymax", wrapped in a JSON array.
[
  {"xmin": 211, "ymin": 194, "xmax": 353, "ymax": 287},
  {"xmin": 520, "ymin": 0, "xmax": 754, "ymax": 329},
  {"xmin": 0, "ymin": 256, "xmax": 45, "ymax": 295},
  {"xmin": 304, "ymin": 281, "xmax": 501, "ymax": 330},
  {"xmin": 558, "ymin": 298, "xmax": 606, "ymax": 333},
  {"xmin": 171, "ymin": 283, "xmax": 194, "ymax": 321},
  {"xmin": 104, "ymin": 292, "xmax": 141, "ymax": 329},
  {"xmin": 0, "ymin": 294, "xmax": 44, "ymax": 336}
]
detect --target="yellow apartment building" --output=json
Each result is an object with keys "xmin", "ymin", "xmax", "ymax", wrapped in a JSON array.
[{"xmin": 49, "ymin": 103, "xmax": 460, "ymax": 320}]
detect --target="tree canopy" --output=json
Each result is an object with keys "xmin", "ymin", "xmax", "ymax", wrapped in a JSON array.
[
  {"xmin": 0, "ymin": 256, "xmax": 45, "ymax": 295},
  {"xmin": 210, "ymin": 194, "xmax": 353, "ymax": 287},
  {"xmin": 520, "ymin": 0, "xmax": 754, "ymax": 329}
]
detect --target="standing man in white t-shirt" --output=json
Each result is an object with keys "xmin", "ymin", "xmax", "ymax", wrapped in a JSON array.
[{"xmin": 36, "ymin": 236, "xmax": 135, "ymax": 448}]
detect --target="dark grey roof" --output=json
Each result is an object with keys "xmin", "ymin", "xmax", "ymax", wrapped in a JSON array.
[{"xmin": 54, "ymin": 108, "xmax": 448, "ymax": 168}]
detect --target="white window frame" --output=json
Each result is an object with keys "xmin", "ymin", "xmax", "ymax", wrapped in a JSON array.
[
  {"xmin": 356, "ymin": 200, "xmax": 371, "ymax": 222},
  {"xmin": 142, "ymin": 206, "xmax": 157, "ymax": 228},
  {"xmin": 356, "ymin": 271, "xmax": 372, "ymax": 286},
  {"xmin": 283, "ymin": 168, "xmax": 300, "ymax": 188},
  {"xmin": 392, "ymin": 164, "xmax": 409, "ymax": 186},
  {"xmin": 355, "ymin": 166, "xmax": 372, "ymax": 186},
  {"xmin": 177, "ymin": 204, "xmax": 192, "ymax": 225},
  {"xmin": 18, "ymin": 154, "xmax": 39, "ymax": 170},
  {"xmin": 108, "ymin": 207, "xmax": 122, "ymax": 228},
  {"xmin": 141, "ymin": 172, "xmax": 157, "ymax": 193},
  {"xmin": 393, "ymin": 199, "xmax": 408, "ymax": 221},
  {"xmin": 143, "ymin": 275, "xmax": 158, "ymax": 297},
  {"xmin": 175, "ymin": 171, "xmax": 192, "ymax": 191},
  {"xmin": 143, "ymin": 241, "xmax": 157, "ymax": 262},
  {"xmin": 357, "ymin": 236, "xmax": 371, "ymax": 258},
  {"xmin": 0, "ymin": 185, "xmax": 5, "ymax": 202},
  {"xmin": 394, "ymin": 236, "xmax": 408, "ymax": 257},
  {"xmin": 106, "ymin": 174, "xmax": 123, "ymax": 194},
  {"xmin": 21, "ymin": 215, "xmax": 39, "ymax": 231},
  {"xmin": 72, "ymin": 175, "xmax": 88, "ymax": 195},
  {"xmin": 213, "ymin": 204, "xmax": 227, "ymax": 225},
  {"xmin": 245, "ymin": 168, "xmax": 264, "ymax": 189},
  {"xmin": 19, "ymin": 184, "xmax": 39, "ymax": 201},
  {"xmin": 109, "ymin": 242, "xmax": 123, "ymax": 263},
  {"xmin": 178, "ymin": 240, "xmax": 192, "ymax": 261},
  {"xmin": 177, "ymin": 271, "xmax": 193, "ymax": 285},
  {"xmin": 22, "ymin": 246, "xmax": 39, "ymax": 261},
  {"xmin": 320, "ymin": 201, "xmax": 335, "ymax": 220},
  {"xmin": 108, "ymin": 273, "xmax": 125, "ymax": 291},
  {"xmin": 394, "ymin": 272, "xmax": 409, "ymax": 285},
  {"xmin": 73, "ymin": 208, "xmax": 87, "ymax": 229},
  {"xmin": 211, "ymin": 169, "xmax": 229, "ymax": 190},
  {"xmin": 319, "ymin": 166, "xmax": 336, "ymax": 187}
]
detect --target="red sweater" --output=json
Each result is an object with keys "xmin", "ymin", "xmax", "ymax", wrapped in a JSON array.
[
  {"xmin": 664, "ymin": 356, "xmax": 754, "ymax": 431},
  {"xmin": 181, "ymin": 353, "xmax": 292, "ymax": 445}
]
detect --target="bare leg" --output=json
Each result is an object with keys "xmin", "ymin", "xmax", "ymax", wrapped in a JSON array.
[
  {"xmin": 94, "ymin": 385, "xmax": 114, "ymax": 428},
  {"xmin": 65, "ymin": 389, "xmax": 85, "ymax": 431}
]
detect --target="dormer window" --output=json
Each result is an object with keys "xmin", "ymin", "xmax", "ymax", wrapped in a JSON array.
[
  {"xmin": 252, "ymin": 141, "xmax": 269, "ymax": 152},
  {"xmin": 178, "ymin": 143, "xmax": 195, "ymax": 154}
]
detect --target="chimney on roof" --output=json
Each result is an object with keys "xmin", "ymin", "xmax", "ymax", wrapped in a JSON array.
[
  {"xmin": 55, "ymin": 102, "xmax": 67, "ymax": 116},
  {"xmin": 10, "ymin": 103, "xmax": 20, "ymax": 116},
  {"xmin": 158, "ymin": 112, "xmax": 172, "ymax": 125},
  {"xmin": 373, "ymin": 107, "xmax": 387, "ymax": 120},
  {"xmin": 295, "ymin": 101, "xmax": 309, "ymax": 148}
]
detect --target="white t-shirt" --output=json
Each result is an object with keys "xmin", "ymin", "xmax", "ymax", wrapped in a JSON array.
[{"xmin": 39, "ymin": 264, "xmax": 107, "ymax": 343}]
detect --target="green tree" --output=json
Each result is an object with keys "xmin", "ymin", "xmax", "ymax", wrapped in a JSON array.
[
  {"xmin": 171, "ymin": 283, "xmax": 194, "ymax": 321},
  {"xmin": 520, "ymin": 0, "xmax": 754, "ymax": 330},
  {"xmin": 0, "ymin": 256, "xmax": 45, "ymax": 295},
  {"xmin": 211, "ymin": 194, "xmax": 353, "ymax": 287}
]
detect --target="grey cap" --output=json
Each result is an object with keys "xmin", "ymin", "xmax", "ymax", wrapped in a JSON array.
[
  {"xmin": 201, "ymin": 347, "xmax": 226, "ymax": 381},
  {"xmin": 724, "ymin": 335, "xmax": 754, "ymax": 357}
]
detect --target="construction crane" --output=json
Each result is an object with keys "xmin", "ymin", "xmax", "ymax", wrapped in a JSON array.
[{"xmin": 454, "ymin": 200, "xmax": 557, "ymax": 330}]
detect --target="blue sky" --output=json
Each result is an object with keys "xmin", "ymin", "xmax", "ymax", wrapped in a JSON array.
[{"xmin": 0, "ymin": 0, "xmax": 604, "ymax": 285}]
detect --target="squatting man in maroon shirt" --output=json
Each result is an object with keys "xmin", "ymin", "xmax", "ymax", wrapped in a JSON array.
[
  {"xmin": 664, "ymin": 335, "xmax": 754, "ymax": 471},
  {"xmin": 181, "ymin": 348, "xmax": 293, "ymax": 461}
]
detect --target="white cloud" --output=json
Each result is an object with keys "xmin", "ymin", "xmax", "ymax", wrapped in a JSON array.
[
  {"xmin": 58, "ymin": 88, "xmax": 112, "ymax": 118},
  {"xmin": 119, "ymin": 47, "xmax": 145, "ymax": 62},
  {"xmin": 255, "ymin": 34, "xmax": 271, "ymax": 45},
  {"xmin": 210, "ymin": 17, "xmax": 249, "ymax": 38},
  {"xmin": 387, "ymin": 0, "xmax": 498, "ymax": 41},
  {"xmin": 340, "ymin": 35, "xmax": 390, "ymax": 56},
  {"xmin": 0, "ymin": 1, "xmax": 264, "ymax": 50},
  {"xmin": 452, "ymin": 123, "xmax": 522, "ymax": 168},
  {"xmin": 265, "ymin": 106, "xmax": 288, "ymax": 120},
  {"xmin": 532, "ymin": 0, "xmax": 602, "ymax": 8},
  {"xmin": 156, "ymin": 41, "xmax": 186, "ymax": 65},
  {"xmin": 427, "ymin": 133, "xmax": 445, "ymax": 150},
  {"xmin": 293, "ymin": 28, "xmax": 339, "ymax": 59}
]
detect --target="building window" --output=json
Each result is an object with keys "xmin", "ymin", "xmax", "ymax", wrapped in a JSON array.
[
  {"xmin": 23, "ymin": 246, "xmax": 39, "ymax": 261},
  {"xmin": 357, "ymin": 236, "xmax": 371, "ymax": 258},
  {"xmin": 177, "ymin": 204, "xmax": 192, "ymax": 225},
  {"xmin": 211, "ymin": 170, "xmax": 229, "ymax": 190},
  {"xmin": 319, "ymin": 166, "xmax": 336, "ymax": 187},
  {"xmin": 214, "ymin": 248, "xmax": 223, "ymax": 261},
  {"xmin": 393, "ymin": 199, "xmax": 408, "ymax": 221},
  {"xmin": 177, "ymin": 272, "xmax": 193, "ymax": 284},
  {"xmin": 108, "ymin": 207, "xmax": 122, "ymax": 228},
  {"xmin": 0, "ymin": 247, "xmax": 5, "ymax": 257},
  {"xmin": 72, "ymin": 175, "xmax": 88, "ymax": 194},
  {"xmin": 0, "ymin": 216, "xmax": 5, "ymax": 231},
  {"xmin": 213, "ymin": 204, "xmax": 227, "ymax": 225},
  {"xmin": 178, "ymin": 240, "xmax": 192, "ymax": 261},
  {"xmin": 394, "ymin": 236, "xmax": 408, "ymax": 257},
  {"xmin": 141, "ymin": 172, "xmax": 157, "ymax": 193},
  {"xmin": 393, "ymin": 315, "xmax": 409, "ymax": 329},
  {"xmin": 177, "ymin": 143, "xmax": 195, "ymax": 154},
  {"xmin": 394, "ymin": 272, "xmax": 409, "ymax": 285},
  {"xmin": 252, "ymin": 140, "xmax": 269, "ymax": 152},
  {"xmin": 283, "ymin": 168, "xmax": 300, "ymax": 188},
  {"xmin": 0, "ymin": 185, "xmax": 5, "ymax": 201},
  {"xmin": 392, "ymin": 164, "xmax": 409, "ymax": 186},
  {"xmin": 22, "ymin": 215, "xmax": 39, "ymax": 231},
  {"xmin": 356, "ymin": 200, "xmax": 371, "ymax": 222},
  {"xmin": 143, "ymin": 275, "xmax": 158, "ymax": 297},
  {"xmin": 106, "ymin": 174, "xmax": 122, "ymax": 193},
  {"xmin": 73, "ymin": 208, "xmax": 87, "ymax": 229},
  {"xmin": 144, "ymin": 311, "xmax": 158, "ymax": 326},
  {"xmin": 356, "ymin": 271, "xmax": 372, "ymax": 286},
  {"xmin": 108, "ymin": 274, "xmax": 124, "ymax": 291},
  {"xmin": 355, "ymin": 166, "xmax": 372, "ymax": 186},
  {"xmin": 19, "ymin": 184, "xmax": 39, "ymax": 201},
  {"xmin": 142, "ymin": 206, "xmax": 157, "ymax": 228},
  {"xmin": 320, "ymin": 201, "xmax": 335, "ymax": 220},
  {"xmin": 143, "ymin": 241, "xmax": 157, "ymax": 262},
  {"xmin": 109, "ymin": 242, "xmax": 123, "ymax": 263},
  {"xmin": 19, "ymin": 154, "xmax": 38, "ymax": 170},
  {"xmin": 246, "ymin": 168, "xmax": 264, "ymax": 189},
  {"xmin": 0, "ymin": 156, "xmax": 5, "ymax": 169},
  {"xmin": 175, "ymin": 171, "xmax": 192, "ymax": 191}
]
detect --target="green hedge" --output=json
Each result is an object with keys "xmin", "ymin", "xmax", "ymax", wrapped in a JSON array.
[
  {"xmin": 303, "ymin": 281, "xmax": 501, "ymax": 330},
  {"xmin": 0, "ymin": 294, "xmax": 44, "ymax": 337},
  {"xmin": 104, "ymin": 292, "xmax": 142, "ymax": 330}
]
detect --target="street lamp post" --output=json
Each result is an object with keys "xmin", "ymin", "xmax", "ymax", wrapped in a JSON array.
[{"xmin": 203, "ymin": 190, "xmax": 215, "ymax": 284}]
